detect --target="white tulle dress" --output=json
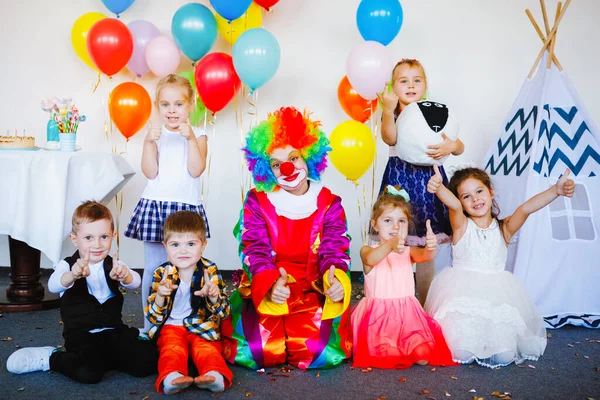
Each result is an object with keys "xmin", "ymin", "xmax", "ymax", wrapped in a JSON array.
[{"xmin": 424, "ymin": 218, "xmax": 547, "ymax": 368}]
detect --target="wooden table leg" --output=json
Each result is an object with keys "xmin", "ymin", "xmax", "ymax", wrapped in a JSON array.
[{"xmin": 0, "ymin": 236, "xmax": 59, "ymax": 312}]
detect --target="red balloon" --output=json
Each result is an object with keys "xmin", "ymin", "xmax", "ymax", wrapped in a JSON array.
[
  {"xmin": 254, "ymin": 0, "xmax": 280, "ymax": 11},
  {"xmin": 337, "ymin": 76, "xmax": 378, "ymax": 123},
  {"xmin": 195, "ymin": 53, "xmax": 241, "ymax": 114},
  {"xmin": 109, "ymin": 82, "xmax": 152, "ymax": 140},
  {"xmin": 87, "ymin": 18, "xmax": 133, "ymax": 76}
]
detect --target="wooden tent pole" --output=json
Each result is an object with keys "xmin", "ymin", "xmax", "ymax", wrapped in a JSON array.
[
  {"xmin": 540, "ymin": 0, "xmax": 551, "ymax": 35},
  {"xmin": 526, "ymin": 9, "xmax": 563, "ymax": 70},
  {"xmin": 528, "ymin": 0, "xmax": 571, "ymax": 78},
  {"xmin": 547, "ymin": 2, "xmax": 563, "ymax": 70}
]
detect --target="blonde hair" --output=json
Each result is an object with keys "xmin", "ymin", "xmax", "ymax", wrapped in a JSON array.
[
  {"xmin": 370, "ymin": 186, "xmax": 414, "ymax": 235},
  {"xmin": 391, "ymin": 59, "xmax": 428, "ymax": 116},
  {"xmin": 72, "ymin": 201, "xmax": 114, "ymax": 233},
  {"xmin": 164, "ymin": 210, "xmax": 207, "ymax": 242},
  {"xmin": 155, "ymin": 74, "xmax": 195, "ymax": 106}
]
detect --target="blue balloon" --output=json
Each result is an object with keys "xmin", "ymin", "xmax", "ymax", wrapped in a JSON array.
[
  {"xmin": 233, "ymin": 28, "xmax": 280, "ymax": 91},
  {"xmin": 172, "ymin": 3, "xmax": 217, "ymax": 63},
  {"xmin": 210, "ymin": 0, "xmax": 252, "ymax": 22},
  {"xmin": 101, "ymin": 0, "xmax": 135, "ymax": 17},
  {"xmin": 356, "ymin": 0, "xmax": 404, "ymax": 46}
]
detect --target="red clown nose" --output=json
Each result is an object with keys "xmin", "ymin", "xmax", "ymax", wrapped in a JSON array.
[{"xmin": 280, "ymin": 162, "xmax": 295, "ymax": 177}]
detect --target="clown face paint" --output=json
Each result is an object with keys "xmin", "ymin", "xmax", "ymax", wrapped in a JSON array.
[{"xmin": 270, "ymin": 145, "xmax": 309, "ymax": 195}]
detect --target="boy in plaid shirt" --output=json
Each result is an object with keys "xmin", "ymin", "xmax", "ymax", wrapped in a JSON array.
[{"xmin": 145, "ymin": 210, "xmax": 232, "ymax": 395}]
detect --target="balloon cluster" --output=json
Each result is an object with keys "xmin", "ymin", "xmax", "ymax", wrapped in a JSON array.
[
  {"xmin": 331, "ymin": 0, "xmax": 404, "ymax": 183},
  {"xmin": 70, "ymin": 1, "xmax": 282, "ymax": 140}
]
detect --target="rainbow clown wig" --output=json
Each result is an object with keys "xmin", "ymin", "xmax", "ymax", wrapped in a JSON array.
[{"xmin": 243, "ymin": 106, "xmax": 331, "ymax": 192}]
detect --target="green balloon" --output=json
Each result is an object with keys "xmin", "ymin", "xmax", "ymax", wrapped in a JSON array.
[{"xmin": 177, "ymin": 71, "xmax": 206, "ymax": 126}]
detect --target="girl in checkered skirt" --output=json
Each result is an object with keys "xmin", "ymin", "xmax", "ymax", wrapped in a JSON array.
[{"xmin": 124, "ymin": 74, "xmax": 210, "ymax": 333}]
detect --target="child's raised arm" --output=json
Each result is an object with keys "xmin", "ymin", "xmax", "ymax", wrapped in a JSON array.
[
  {"xmin": 141, "ymin": 121, "xmax": 161, "ymax": 179},
  {"xmin": 378, "ymin": 88, "xmax": 399, "ymax": 146},
  {"xmin": 360, "ymin": 233, "xmax": 404, "ymax": 275},
  {"xmin": 180, "ymin": 119, "xmax": 207, "ymax": 178},
  {"xmin": 360, "ymin": 244, "xmax": 390, "ymax": 275},
  {"xmin": 427, "ymin": 165, "xmax": 467, "ymax": 239},
  {"xmin": 502, "ymin": 168, "xmax": 575, "ymax": 242}
]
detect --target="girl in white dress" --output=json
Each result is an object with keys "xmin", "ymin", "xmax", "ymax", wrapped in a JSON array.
[{"xmin": 424, "ymin": 166, "xmax": 575, "ymax": 368}]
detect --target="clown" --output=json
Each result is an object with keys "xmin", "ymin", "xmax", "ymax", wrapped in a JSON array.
[{"xmin": 221, "ymin": 107, "xmax": 352, "ymax": 370}]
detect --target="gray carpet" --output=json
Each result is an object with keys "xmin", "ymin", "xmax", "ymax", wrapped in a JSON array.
[{"xmin": 0, "ymin": 269, "xmax": 599, "ymax": 400}]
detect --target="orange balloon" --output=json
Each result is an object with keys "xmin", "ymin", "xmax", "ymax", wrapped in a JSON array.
[
  {"xmin": 109, "ymin": 82, "xmax": 152, "ymax": 140},
  {"xmin": 337, "ymin": 75, "xmax": 378, "ymax": 123}
]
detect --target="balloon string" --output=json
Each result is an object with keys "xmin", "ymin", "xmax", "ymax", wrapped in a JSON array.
[
  {"xmin": 92, "ymin": 72, "xmax": 101, "ymax": 93},
  {"xmin": 235, "ymin": 82, "xmax": 248, "ymax": 203},
  {"xmin": 203, "ymin": 107, "xmax": 208, "ymax": 133},
  {"xmin": 246, "ymin": 87, "xmax": 256, "ymax": 119},
  {"xmin": 355, "ymin": 184, "xmax": 366, "ymax": 245},
  {"xmin": 102, "ymin": 94, "xmax": 109, "ymax": 142},
  {"xmin": 201, "ymin": 114, "xmax": 216, "ymax": 209}
]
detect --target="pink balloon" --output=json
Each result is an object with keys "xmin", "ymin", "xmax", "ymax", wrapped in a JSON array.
[
  {"xmin": 145, "ymin": 36, "xmax": 181, "ymax": 77},
  {"xmin": 346, "ymin": 41, "xmax": 392, "ymax": 101},
  {"xmin": 127, "ymin": 20, "xmax": 160, "ymax": 77}
]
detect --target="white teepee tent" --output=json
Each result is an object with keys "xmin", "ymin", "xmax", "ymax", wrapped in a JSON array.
[{"xmin": 484, "ymin": 0, "xmax": 600, "ymax": 328}]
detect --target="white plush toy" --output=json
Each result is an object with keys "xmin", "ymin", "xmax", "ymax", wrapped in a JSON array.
[{"xmin": 394, "ymin": 101, "xmax": 459, "ymax": 166}]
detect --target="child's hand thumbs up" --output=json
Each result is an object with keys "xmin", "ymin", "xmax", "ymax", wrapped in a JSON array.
[
  {"xmin": 425, "ymin": 219, "xmax": 437, "ymax": 251},
  {"xmin": 557, "ymin": 168, "xmax": 575, "ymax": 197},
  {"xmin": 427, "ymin": 165, "xmax": 443, "ymax": 194},
  {"xmin": 270, "ymin": 267, "xmax": 290, "ymax": 304},
  {"xmin": 324, "ymin": 266, "xmax": 344, "ymax": 303},
  {"xmin": 179, "ymin": 118, "xmax": 194, "ymax": 140},
  {"xmin": 145, "ymin": 120, "xmax": 162, "ymax": 143}
]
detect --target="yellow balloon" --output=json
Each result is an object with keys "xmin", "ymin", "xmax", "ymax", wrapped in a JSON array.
[
  {"xmin": 216, "ymin": 2, "xmax": 262, "ymax": 44},
  {"xmin": 71, "ymin": 11, "xmax": 107, "ymax": 71},
  {"xmin": 330, "ymin": 120, "xmax": 376, "ymax": 182}
]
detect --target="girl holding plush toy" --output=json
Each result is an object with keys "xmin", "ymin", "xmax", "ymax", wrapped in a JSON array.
[{"xmin": 378, "ymin": 59, "xmax": 464, "ymax": 306}]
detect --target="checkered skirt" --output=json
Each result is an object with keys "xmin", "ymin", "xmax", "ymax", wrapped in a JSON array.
[{"xmin": 124, "ymin": 198, "xmax": 210, "ymax": 242}]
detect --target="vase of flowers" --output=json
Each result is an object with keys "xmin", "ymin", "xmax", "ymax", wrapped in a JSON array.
[{"xmin": 43, "ymin": 97, "xmax": 86, "ymax": 152}]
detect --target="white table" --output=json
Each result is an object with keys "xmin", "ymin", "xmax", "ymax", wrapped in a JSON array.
[{"xmin": 0, "ymin": 150, "xmax": 135, "ymax": 311}]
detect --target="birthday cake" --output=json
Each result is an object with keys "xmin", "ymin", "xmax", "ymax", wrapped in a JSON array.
[{"xmin": 0, "ymin": 135, "xmax": 36, "ymax": 149}]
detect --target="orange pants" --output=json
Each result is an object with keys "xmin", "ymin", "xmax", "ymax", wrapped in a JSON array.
[{"xmin": 156, "ymin": 325, "xmax": 232, "ymax": 394}]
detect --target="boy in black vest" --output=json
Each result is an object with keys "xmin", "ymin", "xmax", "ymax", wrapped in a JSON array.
[
  {"xmin": 145, "ymin": 210, "xmax": 232, "ymax": 395},
  {"xmin": 6, "ymin": 201, "xmax": 157, "ymax": 383}
]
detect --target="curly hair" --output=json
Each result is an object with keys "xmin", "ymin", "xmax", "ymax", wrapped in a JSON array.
[{"xmin": 243, "ymin": 106, "xmax": 331, "ymax": 192}]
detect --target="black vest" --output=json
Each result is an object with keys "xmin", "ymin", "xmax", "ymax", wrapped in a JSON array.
[{"xmin": 60, "ymin": 251, "xmax": 125, "ymax": 338}]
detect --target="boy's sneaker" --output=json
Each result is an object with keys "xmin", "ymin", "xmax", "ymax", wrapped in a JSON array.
[
  {"xmin": 137, "ymin": 328, "xmax": 150, "ymax": 341},
  {"xmin": 6, "ymin": 346, "xmax": 56, "ymax": 374}
]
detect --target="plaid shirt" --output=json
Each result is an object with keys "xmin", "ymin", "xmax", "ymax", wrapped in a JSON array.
[{"xmin": 145, "ymin": 257, "xmax": 230, "ymax": 341}]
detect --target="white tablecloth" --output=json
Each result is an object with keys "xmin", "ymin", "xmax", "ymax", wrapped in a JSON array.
[{"xmin": 0, "ymin": 150, "xmax": 135, "ymax": 263}]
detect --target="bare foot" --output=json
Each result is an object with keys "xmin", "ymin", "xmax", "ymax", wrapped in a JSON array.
[
  {"xmin": 165, "ymin": 375, "xmax": 193, "ymax": 395},
  {"xmin": 194, "ymin": 374, "xmax": 216, "ymax": 386}
]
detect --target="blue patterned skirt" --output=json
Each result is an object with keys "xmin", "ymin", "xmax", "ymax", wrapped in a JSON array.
[
  {"xmin": 124, "ymin": 198, "xmax": 210, "ymax": 242},
  {"xmin": 379, "ymin": 157, "xmax": 451, "ymax": 245}
]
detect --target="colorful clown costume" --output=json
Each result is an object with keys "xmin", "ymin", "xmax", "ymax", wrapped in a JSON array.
[{"xmin": 221, "ymin": 183, "xmax": 352, "ymax": 370}]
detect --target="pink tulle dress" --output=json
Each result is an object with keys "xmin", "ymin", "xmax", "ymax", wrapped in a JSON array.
[{"xmin": 351, "ymin": 246, "xmax": 456, "ymax": 369}]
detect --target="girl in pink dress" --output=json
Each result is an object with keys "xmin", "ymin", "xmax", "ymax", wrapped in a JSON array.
[{"xmin": 351, "ymin": 186, "xmax": 456, "ymax": 369}]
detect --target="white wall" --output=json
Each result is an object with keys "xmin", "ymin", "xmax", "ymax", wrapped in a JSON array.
[{"xmin": 1, "ymin": 0, "xmax": 599, "ymax": 270}]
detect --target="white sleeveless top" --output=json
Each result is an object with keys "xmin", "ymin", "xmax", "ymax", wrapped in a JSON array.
[
  {"xmin": 452, "ymin": 218, "xmax": 507, "ymax": 274},
  {"xmin": 141, "ymin": 125, "xmax": 206, "ymax": 205}
]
